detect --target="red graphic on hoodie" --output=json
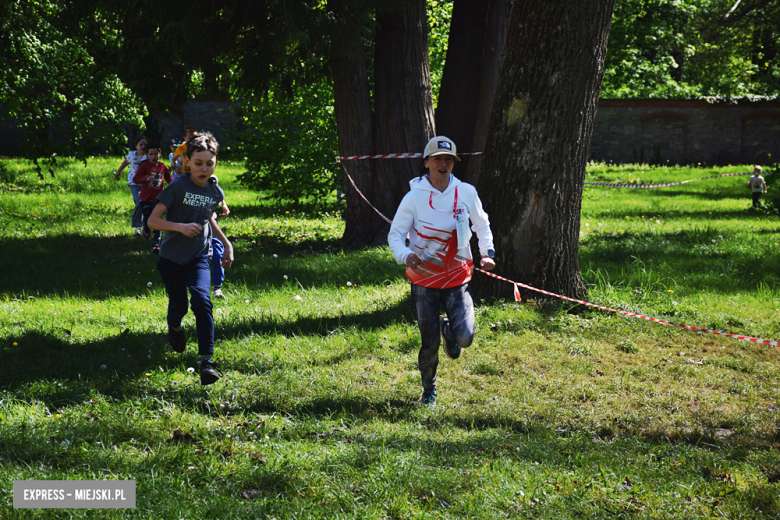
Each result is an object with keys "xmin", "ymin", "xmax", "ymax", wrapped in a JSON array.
[{"xmin": 406, "ymin": 224, "xmax": 473, "ymax": 288}]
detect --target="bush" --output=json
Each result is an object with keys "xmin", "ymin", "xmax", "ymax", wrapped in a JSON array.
[
  {"xmin": 757, "ymin": 161, "xmax": 780, "ymax": 215},
  {"xmin": 0, "ymin": 160, "xmax": 16, "ymax": 184},
  {"xmin": 233, "ymin": 75, "xmax": 338, "ymax": 205}
]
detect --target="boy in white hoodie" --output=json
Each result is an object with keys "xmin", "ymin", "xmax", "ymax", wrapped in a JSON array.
[{"xmin": 388, "ymin": 136, "xmax": 496, "ymax": 406}]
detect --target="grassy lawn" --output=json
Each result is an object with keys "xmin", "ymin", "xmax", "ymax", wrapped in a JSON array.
[{"xmin": 1, "ymin": 156, "xmax": 779, "ymax": 518}]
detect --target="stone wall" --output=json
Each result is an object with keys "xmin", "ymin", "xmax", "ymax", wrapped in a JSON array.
[
  {"xmin": 3, "ymin": 98, "xmax": 779, "ymax": 165},
  {"xmin": 590, "ymin": 99, "xmax": 780, "ymax": 165},
  {"xmin": 148, "ymin": 95, "xmax": 239, "ymax": 147}
]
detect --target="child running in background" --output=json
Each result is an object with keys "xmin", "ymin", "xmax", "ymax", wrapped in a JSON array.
[
  {"xmin": 169, "ymin": 138, "xmax": 183, "ymax": 179},
  {"xmin": 171, "ymin": 127, "xmax": 197, "ymax": 177},
  {"xmin": 211, "ymin": 199, "xmax": 230, "ymax": 298},
  {"xmin": 748, "ymin": 165, "xmax": 767, "ymax": 207},
  {"xmin": 147, "ymin": 132, "xmax": 234, "ymax": 385},
  {"xmin": 113, "ymin": 135, "xmax": 148, "ymax": 235},
  {"xmin": 132, "ymin": 142, "xmax": 172, "ymax": 254}
]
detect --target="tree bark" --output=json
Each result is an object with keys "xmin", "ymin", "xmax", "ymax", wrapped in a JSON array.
[
  {"xmin": 472, "ymin": 0, "xmax": 617, "ymax": 302},
  {"xmin": 435, "ymin": 0, "xmax": 512, "ymax": 185},
  {"xmin": 330, "ymin": 19, "xmax": 388, "ymax": 244},
  {"xmin": 372, "ymin": 0, "xmax": 436, "ymax": 227}
]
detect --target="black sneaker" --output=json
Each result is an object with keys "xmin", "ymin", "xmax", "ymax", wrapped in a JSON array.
[
  {"xmin": 199, "ymin": 358, "xmax": 221, "ymax": 386},
  {"xmin": 419, "ymin": 389, "xmax": 437, "ymax": 406},
  {"xmin": 168, "ymin": 328, "xmax": 186, "ymax": 353},
  {"xmin": 440, "ymin": 316, "xmax": 461, "ymax": 360}
]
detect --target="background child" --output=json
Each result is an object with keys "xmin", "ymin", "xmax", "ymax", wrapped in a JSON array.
[
  {"xmin": 169, "ymin": 138, "xmax": 183, "ymax": 178},
  {"xmin": 171, "ymin": 127, "xmax": 197, "ymax": 177},
  {"xmin": 748, "ymin": 165, "xmax": 767, "ymax": 207},
  {"xmin": 211, "ymin": 199, "xmax": 230, "ymax": 298},
  {"xmin": 132, "ymin": 142, "xmax": 172, "ymax": 254},
  {"xmin": 147, "ymin": 132, "xmax": 234, "ymax": 385},
  {"xmin": 113, "ymin": 135, "xmax": 148, "ymax": 235}
]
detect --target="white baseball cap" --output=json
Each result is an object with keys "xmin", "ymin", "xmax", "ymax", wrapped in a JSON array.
[{"xmin": 423, "ymin": 136, "xmax": 460, "ymax": 161}]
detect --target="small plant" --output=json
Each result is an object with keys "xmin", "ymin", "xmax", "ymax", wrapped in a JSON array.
[{"xmin": 616, "ymin": 339, "xmax": 639, "ymax": 354}]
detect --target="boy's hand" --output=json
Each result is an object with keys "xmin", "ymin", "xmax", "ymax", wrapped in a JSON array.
[
  {"xmin": 480, "ymin": 257, "xmax": 496, "ymax": 271},
  {"xmin": 221, "ymin": 245, "xmax": 234, "ymax": 268},
  {"xmin": 221, "ymin": 201, "xmax": 230, "ymax": 217},
  {"xmin": 177, "ymin": 223, "xmax": 203, "ymax": 237},
  {"xmin": 113, "ymin": 172, "xmax": 120, "ymax": 181}
]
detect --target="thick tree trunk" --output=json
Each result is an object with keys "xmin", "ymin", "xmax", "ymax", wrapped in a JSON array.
[
  {"xmin": 329, "ymin": 0, "xmax": 388, "ymax": 245},
  {"xmin": 465, "ymin": 0, "xmax": 512, "ymax": 185},
  {"xmin": 372, "ymin": 0, "xmax": 436, "ymax": 222},
  {"xmin": 435, "ymin": 0, "xmax": 511, "ymax": 185},
  {"xmin": 472, "ymin": 0, "xmax": 616, "ymax": 302}
]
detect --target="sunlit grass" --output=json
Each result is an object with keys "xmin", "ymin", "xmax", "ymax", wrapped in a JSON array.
[{"xmin": 0, "ymin": 157, "xmax": 778, "ymax": 518}]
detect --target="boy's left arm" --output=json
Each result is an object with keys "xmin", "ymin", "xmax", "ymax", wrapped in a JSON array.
[
  {"xmin": 210, "ymin": 215, "xmax": 234, "ymax": 268},
  {"xmin": 163, "ymin": 164, "xmax": 172, "ymax": 185}
]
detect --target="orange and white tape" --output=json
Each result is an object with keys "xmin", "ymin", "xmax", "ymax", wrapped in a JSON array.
[
  {"xmin": 474, "ymin": 268, "xmax": 779, "ymax": 346},
  {"xmin": 584, "ymin": 171, "xmax": 754, "ymax": 188},
  {"xmin": 337, "ymin": 152, "xmax": 483, "ymax": 161}
]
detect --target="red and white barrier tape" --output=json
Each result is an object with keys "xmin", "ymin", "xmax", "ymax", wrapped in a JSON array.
[
  {"xmin": 338, "ymin": 152, "xmax": 484, "ymax": 160},
  {"xmin": 584, "ymin": 171, "xmax": 754, "ymax": 188},
  {"xmin": 341, "ymin": 163, "xmax": 778, "ymax": 346},
  {"xmin": 340, "ymin": 164, "xmax": 393, "ymax": 224},
  {"xmin": 474, "ymin": 268, "xmax": 779, "ymax": 346}
]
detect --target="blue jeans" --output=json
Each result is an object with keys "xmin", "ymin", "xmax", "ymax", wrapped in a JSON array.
[
  {"xmin": 410, "ymin": 283, "xmax": 475, "ymax": 392},
  {"xmin": 210, "ymin": 237, "xmax": 225, "ymax": 287},
  {"xmin": 141, "ymin": 201, "xmax": 161, "ymax": 243},
  {"xmin": 129, "ymin": 184, "xmax": 144, "ymax": 228},
  {"xmin": 157, "ymin": 255, "xmax": 215, "ymax": 357}
]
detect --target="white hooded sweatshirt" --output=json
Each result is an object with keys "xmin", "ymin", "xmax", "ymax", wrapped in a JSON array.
[{"xmin": 388, "ymin": 174, "xmax": 494, "ymax": 289}]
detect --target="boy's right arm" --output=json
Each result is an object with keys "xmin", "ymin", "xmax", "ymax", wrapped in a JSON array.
[
  {"xmin": 147, "ymin": 203, "xmax": 204, "ymax": 237},
  {"xmin": 114, "ymin": 159, "xmax": 129, "ymax": 180}
]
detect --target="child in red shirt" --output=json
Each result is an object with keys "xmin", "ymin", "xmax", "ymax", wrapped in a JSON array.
[{"xmin": 133, "ymin": 142, "xmax": 172, "ymax": 254}]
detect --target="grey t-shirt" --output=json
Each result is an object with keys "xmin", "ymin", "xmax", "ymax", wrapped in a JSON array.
[{"xmin": 156, "ymin": 175, "xmax": 225, "ymax": 265}]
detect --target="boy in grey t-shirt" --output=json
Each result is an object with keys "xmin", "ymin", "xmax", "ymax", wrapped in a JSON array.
[{"xmin": 148, "ymin": 132, "xmax": 234, "ymax": 385}]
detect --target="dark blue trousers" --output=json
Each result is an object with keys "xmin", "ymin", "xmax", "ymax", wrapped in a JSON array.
[
  {"xmin": 141, "ymin": 201, "xmax": 162, "ymax": 243},
  {"xmin": 410, "ymin": 283, "xmax": 475, "ymax": 392},
  {"xmin": 157, "ymin": 255, "xmax": 214, "ymax": 357},
  {"xmin": 210, "ymin": 237, "xmax": 225, "ymax": 287}
]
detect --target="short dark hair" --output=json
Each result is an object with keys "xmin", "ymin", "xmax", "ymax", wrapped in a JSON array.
[
  {"xmin": 185, "ymin": 132, "xmax": 219, "ymax": 158},
  {"xmin": 134, "ymin": 134, "xmax": 148, "ymax": 146},
  {"xmin": 145, "ymin": 142, "xmax": 160, "ymax": 153},
  {"xmin": 185, "ymin": 126, "xmax": 198, "ymax": 135}
]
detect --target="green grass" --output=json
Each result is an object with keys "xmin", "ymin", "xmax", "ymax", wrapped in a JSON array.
[{"xmin": 1, "ymin": 156, "xmax": 779, "ymax": 518}]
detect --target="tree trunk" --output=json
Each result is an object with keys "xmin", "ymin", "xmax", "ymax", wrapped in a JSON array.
[
  {"xmin": 372, "ymin": 0, "xmax": 436, "ymax": 224},
  {"xmin": 435, "ymin": 0, "xmax": 511, "ymax": 185},
  {"xmin": 472, "ymin": 0, "xmax": 617, "ymax": 302},
  {"xmin": 329, "ymin": 0, "xmax": 388, "ymax": 245},
  {"xmin": 331, "ymin": 40, "xmax": 387, "ymax": 244}
]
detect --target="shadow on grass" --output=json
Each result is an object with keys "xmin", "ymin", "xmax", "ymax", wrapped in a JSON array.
[{"xmin": 0, "ymin": 233, "xmax": 404, "ymax": 299}]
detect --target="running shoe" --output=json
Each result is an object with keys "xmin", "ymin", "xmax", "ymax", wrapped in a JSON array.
[
  {"xmin": 419, "ymin": 389, "xmax": 437, "ymax": 406},
  {"xmin": 213, "ymin": 287, "xmax": 224, "ymax": 299},
  {"xmin": 168, "ymin": 328, "xmax": 186, "ymax": 353},
  {"xmin": 199, "ymin": 358, "xmax": 221, "ymax": 386}
]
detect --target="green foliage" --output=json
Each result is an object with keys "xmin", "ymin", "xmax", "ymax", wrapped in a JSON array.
[
  {"xmin": 0, "ymin": 0, "xmax": 146, "ymax": 176},
  {"xmin": 603, "ymin": 0, "xmax": 780, "ymax": 98},
  {"xmin": 234, "ymin": 1, "xmax": 451, "ymax": 203},
  {"xmin": 234, "ymin": 71, "xmax": 339, "ymax": 205},
  {"xmin": 427, "ymin": 0, "xmax": 454, "ymax": 104}
]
